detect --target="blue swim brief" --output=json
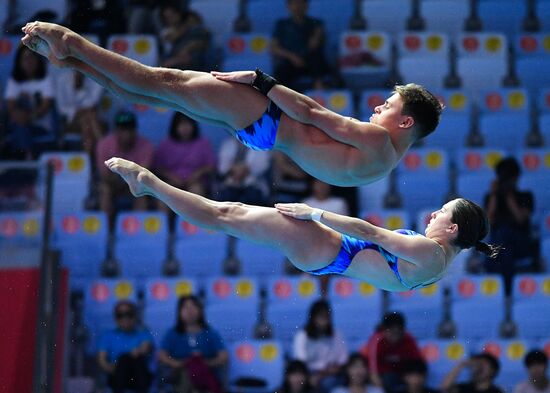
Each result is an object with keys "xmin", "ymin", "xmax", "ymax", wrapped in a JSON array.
[{"xmin": 234, "ymin": 101, "xmax": 282, "ymax": 151}]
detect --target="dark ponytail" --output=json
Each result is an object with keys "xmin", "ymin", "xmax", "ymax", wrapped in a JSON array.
[
  {"xmin": 451, "ymin": 198, "xmax": 502, "ymax": 257},
  {"xmin": 475, "ymin": 241, "xmax": 502, "ymax": 259}
]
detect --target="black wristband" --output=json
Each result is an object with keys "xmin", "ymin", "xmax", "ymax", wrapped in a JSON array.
[{"xmin": 252, "ymin": 68, "xmax": 278, "ymax": 96}]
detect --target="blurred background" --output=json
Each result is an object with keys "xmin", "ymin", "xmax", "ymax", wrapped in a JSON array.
[{"xmin": 1, "ymin": 0, "xmax": 550, "ymax": 392}]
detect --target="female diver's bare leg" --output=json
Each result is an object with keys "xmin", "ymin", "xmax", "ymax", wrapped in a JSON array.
[{"xmin": 105, "ymin": 157, "xmax": 341, "ymax": 271}]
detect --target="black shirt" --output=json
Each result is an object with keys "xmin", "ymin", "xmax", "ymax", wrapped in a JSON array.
[{"xmin": 452, "ymin": 382, "xmax": 504, "ymax": 393}]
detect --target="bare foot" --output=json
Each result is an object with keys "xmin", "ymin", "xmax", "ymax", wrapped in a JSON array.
[
  {"xmin": 21, "ymin": 21, "xmax": 73, "ymax": 59},
  {"xmin": 104, "ymin": 157, "xmax": 155, "ymax": 197},
  {"xmin": 21, "ymin": 34, "xmax": 68, "ymax": 68}
]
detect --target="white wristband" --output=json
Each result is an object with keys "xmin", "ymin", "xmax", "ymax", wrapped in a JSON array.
[{"xmin": 310, "ymin": 209, "xmax": 324, "ymax": 222}]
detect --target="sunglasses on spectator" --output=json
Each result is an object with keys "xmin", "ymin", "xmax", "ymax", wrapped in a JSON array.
[{"xmin": 116, "ymin": 311, "xmax": 135, "ymax": 319}]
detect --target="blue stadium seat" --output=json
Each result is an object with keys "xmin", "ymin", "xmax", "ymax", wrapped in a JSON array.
[
  {"xmin": 451, "ymin": 275, "xmax": 505, "ymax": 340},
  {"xmin": 131, "ymin": 104, "xmax": 174, "ymax": 147},
  {"xmin": 477, "ymin": 339, "xmax": 532, "ymax": 392},
  {"xmin": 305, "ymin": 89, "xmax": 354, "ymax": 117},
  {"xmin": 143, "ymin": 277, "xmax": 198, "ymax": 345},
  {"xmin": 265, "ymin": 276, "xmax": 321, "ymax": 346},
  {"xmin": 360, "ymin": 209, "xmax": 411, "ymax": 231},
  {"xmin": 222, "ymin": 33, "xmax": 272, "ymax": 74},
  {"xmin": 247, "ymin": 0, "xmax": 287, "ymax": 35},
  {"xmin": 0, "ymin": 211, "xmax": 43, "ymax": 265},
  {"xmin": 539, "ymin": 88, "xmax": 550, "ymax": 113},
  {"xmin": 542, "ymin": 238, "xmax": 550, "ymax": 272},
  {"xmin": 388, "ymin": 283, "xmax": 444, "ymax": 339},
  {"xmin": 84, "ymin": 278, "xmax": 139, "ymax": 352},
  {"xmin": 396, "ymin": 148, "xmax": 450, "ymax": 217},
  {"xmin": 515, "ymin": 34, "xmax": 550, "ymax": 97},
  {"xmin": 228, "ymin": 340, "xmax": 285, "ymax": 393},
  {"xmin": 357, "ymin": 177, "xmax": 390, "ymax": 212},
  {"xmin": 539, "ymin": 114, "xmax": 550, "ymax": 148},
  {"xmin": 423, "ymin": 90, "xmax": 472, "ymax": 152},
  {"xmin": 541, "ymin": 212, "xmax": 550, "ymax": 239},
  {"xmin": 455, "ymin": 148, "xmax": 506, "ymax": 206},
  {"xmin": 516, "ymin": 149, "xmax": 550, "ymax": 215},
  {"xmin": 419, "ymin": 339, "xmax": 469, "ymax": 387},
  {"xmin": 327, "ymin": 278, "xmax": 382, "ymax": 342},
  {"xmin": 420, "ymin": 1, "xmax": 470, "ymax": 37},
  {"xmin": 52, "ymin": 212, "xmax": 108, "ymax": 282},
  {"xmin": 537, "ymin": 337, "xmax": 550, "ymax": 360},
  {"xmin": 204, "ymin": 276, "xmax": 260, "ymax": 343},
  {"xmin": 339, "ymin": 31, "xmax": 392, "ymax": 88},
  {"xmin": 39, "ymin": 152, "xmax": 91, "ymax": 214},
  {"xmin": 397, "ymin": 32, "xmax": 450, "ymax": 90},
  {"xmin": 308, "ymin": 0, "xmax": 354, "ymax": 59},
  {"xmin": 477, "ymin": 88, "xmax": 530, "ymax": 151},
  {"xmin": 537, "ymin": 0, "xmax": 550, "ymax": 31},
  {"xmin": 190, "ymin": 0, "xmax": 240, "ymax": 45},
  {"xmin": 236, "ymin": 239, "xmax": 286, "ymax": 277},
  {"xmin": 478, "ymin": 0, "xmax": 526, "ymax": 40},
  {"xmin": 357, "ymin": 89, "xmax": 393, "ymax": 121},
  {"xmin": 174, "ymin": 218, "xmax": 228, "ymax": 277},
  {"xmin": 113, "ymin": 212, "xmax": 169, "ymax": 278},
  {"xmin": 512, "ymin": 274, "xmax": 550, "ymax": 340},
  {"xmin": 106, "ymin": 34, "xmax": 159, "ymax": 66},
  {"xmin": 362, "ymin": 0, "xmax": 412, "ymax": 38},
  {"xmin": 0, "ymin": 36, "xmax": 20, "ymax": 91},
  {"xmin": 456, "ymin": 33, "xmax": 508, "ymax": 92}
]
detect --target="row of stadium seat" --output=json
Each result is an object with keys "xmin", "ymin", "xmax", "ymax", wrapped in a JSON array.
[{"xmin": 81, "ymin": 274, "xmax": 550, "ymax": 346}]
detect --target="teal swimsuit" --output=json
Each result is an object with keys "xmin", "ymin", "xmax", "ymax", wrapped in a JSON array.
[{"xmin": 307, "ymin": 229, "xmax": 439, "ymax": 290}]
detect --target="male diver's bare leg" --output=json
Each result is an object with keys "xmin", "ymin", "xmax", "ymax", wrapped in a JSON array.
[{"xmin": 23, "ymin": 22, "xmax": 269, "ymax": 130}]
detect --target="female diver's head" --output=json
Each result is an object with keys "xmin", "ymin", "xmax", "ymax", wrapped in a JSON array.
[{"xmin": 425, "ymin": 198, "xmax": 500, "ymax": 258}]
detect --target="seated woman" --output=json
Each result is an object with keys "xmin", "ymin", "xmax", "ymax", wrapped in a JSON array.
[
  {"xmin": 158, "ymin": 295, "xmax": 227, "ymax": 393},
  {"xmin": 105, "ymin": 157, "xmax": 500, "ymax": 292},
  {"xmin": 154, "ymin": 112, "xmax": 215, "ymax": 197},
  {"xmin": 293, "ymin": 299, "xmax": 348, "ymax": 393}
]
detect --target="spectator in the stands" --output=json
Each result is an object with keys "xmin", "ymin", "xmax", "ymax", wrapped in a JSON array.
[
  {"xmin": 360, "ymin": 311, "xmax": 423, "ymax": 392},
  {"xmin": 271, "ymin": 0, "xmax": 329, "ymax": 90},
  {"xmin": 97, "ymin": 301, "xmax": 153, "ymax": 393},
  {"xmin": 395, "ymin": 359, "xmax": 440, "ymax": 393},
  {"xmin": 4, "ymin": 45, "xmax": 55, "ymax": 159},
  {"xmin": 154, "ymin": 112, "xmax": 215, "ymax": 198},
  {"xmin": 514, "ymin": 350, "xmax": 550, "ymax": 393},
  {"xmin": 293, "ymin": 299, "xmax": 348, "ymax": 393},
  {"xmin": 95, "ymin": 110, "xmax": 153, "ymax": 221},
  {"xmin": 272, "ymin": 151, "xmax": 310, "ymax": 203},
  {"xmin": 441, "ymin": 353, "xmax": 503, "ymax": 393},
  {"xmin": 55, "ymin": 69, "xmax": 104, "ymax": 154},
  {"xmin": 67, "ymin": 0, "xmax": 126, "ymax": 38},
  {"xmin": 303, "ymin": 179, "xmax": 349, "ymax": 216},
  {"xmin": 483, "ymin": 156, "xmax": 535, "ymax": 296},
  {"xmin": 159, "ymin": 3, "xmax": 213, "ymax": 71},
  {"xmin": 158, "ymin": 295, "xmax": 227, "ymax": 393},
  {"xmin": 331, "ymin": 353, "xmax": 384, "ymax": 393},
  {"xmin": 217, "ymin": 136, "xmax": 272, "ymax": 205},
  {"xmin": 275, "ymin": 360, "xmax": 314, "ymax": 393}
]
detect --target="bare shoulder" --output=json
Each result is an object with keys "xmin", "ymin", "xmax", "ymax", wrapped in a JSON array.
[{"xmin": 347, "ymin": 121, "xmax": 397, "ymax": 175}]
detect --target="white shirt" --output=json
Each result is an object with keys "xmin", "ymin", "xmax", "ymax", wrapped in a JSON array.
[
  {"xmin": 514, "ymin": 381, "xmax": 550, "ymax": 393},
  {"xmin": 217, "ymin": 137, "xmax": 271, "ymax": 190},
  {"xmin": 292, "ymin": 329, "xmax": 349, "ymax": 372},
  {"xmin": 55, "ymin": 70, "xmax": 103, "ymax": 121},
  {"xmin": 302, "ymin": 196, "xmax": 349, "ymax": 216},
  {"xmin": 5, "ymin": 75, "xmax": 55, "ymax": 131}
]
